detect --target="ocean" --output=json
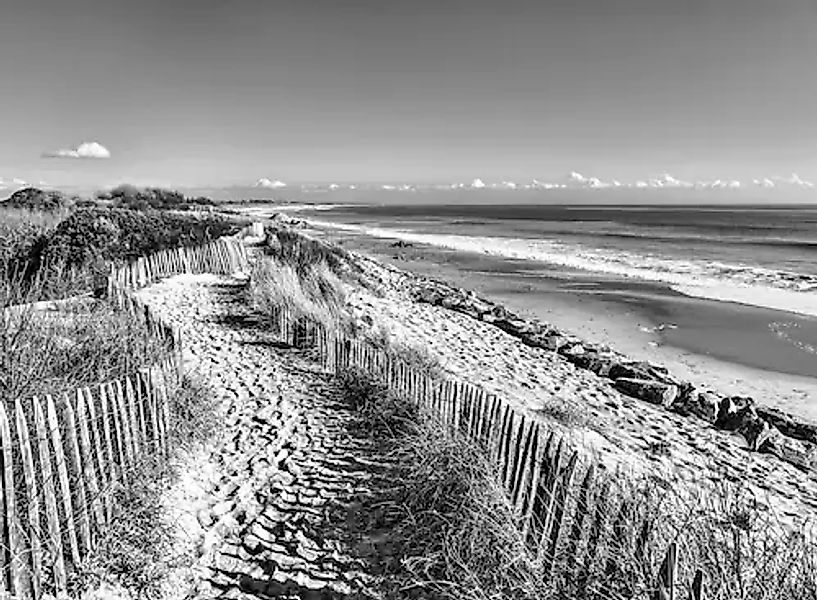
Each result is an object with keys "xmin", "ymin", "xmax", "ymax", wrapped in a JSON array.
[{"xmin": 294, "ymin": 203, "xmax": 817, "ymax": 382}]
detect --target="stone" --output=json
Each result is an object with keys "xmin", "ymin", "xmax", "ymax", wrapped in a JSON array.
[
  {"xmin": 608, "ymin": 362, "xmax": 651, "ymax": 381},
  {"xmin": 670, "ymin": 387, "xmax": 720, "ymax": 423},
  {"xmin": 756, "ymin": 406, "xmax": 817, "ymax": 445},
  {"xmin": 738, "ymin": 417, "xmax": 774, "ymax": 452},
  {"xmin": 614, "ymin": 377, "xmax": 679, "ymax": 407},
  {"xmin": 715, "ymin": 396, "xmax": 755, "ymax": 431},
  {"xmin": 761, "ymin": 430, "xmax": 817, "ymax": 472}
]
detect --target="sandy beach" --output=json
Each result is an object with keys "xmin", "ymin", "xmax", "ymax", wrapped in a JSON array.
[{"xmin": 297, "ymin": 221, "xmax": 817, "ymax": 423}]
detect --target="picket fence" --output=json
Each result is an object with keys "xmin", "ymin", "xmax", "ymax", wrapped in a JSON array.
[
  {"xmin": 0, "ymin": 238, "xmax": 246, "ymax": 598},
  {"xmin": 0, "ymin": 358, "xmax": 180, "ymax": 598}
]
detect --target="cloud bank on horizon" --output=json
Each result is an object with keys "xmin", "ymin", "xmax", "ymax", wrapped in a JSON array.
[
  {"xmin": 43, "ymin": 141, "xmax": 111, "ymax": 160},
  {"xmin": 308, "ymin": 172, "xmax": 816, "ymax": 193}
]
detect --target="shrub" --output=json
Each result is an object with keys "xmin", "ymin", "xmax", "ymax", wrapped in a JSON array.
[
  {"xmin": 96, "ymin": 185, "xmax": 216, "ymax": 211},
  {"xmin": 3, "ymin": 187, "xmax": 77, "ymax": 211}
]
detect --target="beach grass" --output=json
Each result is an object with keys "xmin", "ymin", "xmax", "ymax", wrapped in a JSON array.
[
  {"xmin": 337, "ymin": 365, "xmax": 817, "ymax": 600},
  {"xmin": 249, "ymin": 255, "xmax": 349, "ymax": 332}
]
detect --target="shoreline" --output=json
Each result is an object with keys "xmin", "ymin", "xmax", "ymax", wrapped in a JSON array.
[{"xmin": 296, "ymin": 221, "xmax": 817, "ymax": 423}]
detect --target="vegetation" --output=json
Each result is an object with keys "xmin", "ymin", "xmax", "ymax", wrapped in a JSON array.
[
  {"xmin": 337, "ymin": 366, "xmax": 817, "ymax": 600},
  {"xmin": 2, "ymin": 187, "xmax": 78, "ymax": 211},
  {"xmin": 249, "ymin": 256, "xmax": 349, "ymax": 333},
  {"xmin": 95, "ymin": 184, "xmax": 216, "ymax": 211},
  {"xmin": 1, "ymin": 206, "xmax": 239, "ymax": 299}
]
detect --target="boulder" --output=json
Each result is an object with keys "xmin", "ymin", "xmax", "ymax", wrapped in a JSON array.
[
  {"xmin": 755, "ymin": 406, "xmax": 817, "ymax": 445},
  {"xmin": 608, "ymin": 362, "xmax": 651, "ymax": 381},
  {"xmin": 614, "ymin": 377, "xmax": 679, "ymax": 407},
  {"xmin": 738, "ymin": 417, "xmax": 774, "ymax": 452},
  {"xmin": 761, "ymin": 430, "xmax": 817, "ymax": 472},
  {"xmin": 715, "ymin": 396, "xmax": 755, "ymax": 431},
  {"xmin": 671, "ymin": 388, "xmax": 720, "ymax": 423}
]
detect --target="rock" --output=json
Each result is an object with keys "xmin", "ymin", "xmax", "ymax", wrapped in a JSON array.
[
  {"xmin": 390, "ymin": 240, "xmax": 413, "ymax": 248},
  {"xmin": 715, "ymin": 396, "xmax": 755, "ymax": 431},
  {"xmin": 755, "ymin": 406, "xmax": 817, "ymax": 445},
  {"xmin": 197, "ymin": 508, "xmax": 215, "ymax": 528},
  {"xmin": 614, "ymin": 377, "xmax": 679, "ymax": 407},
  {"xmin": 738, "ymin": 417, "xmax": 774, "ymax": 452},
  {"xmin": 671, "ymin": 388, "xmax": 720, "ymax": 423},
  {"xmin": 761, "ymin": 429, "xmax": 817, "ymax": 471},
  {"xmin": 608, "ymin": 362, "xmax": 651, "ymax": 381}
]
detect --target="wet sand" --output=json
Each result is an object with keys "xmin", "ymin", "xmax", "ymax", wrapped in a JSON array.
[{"xmin": 304, "ymin": 225, "xmax": 817, "ymax": 422}]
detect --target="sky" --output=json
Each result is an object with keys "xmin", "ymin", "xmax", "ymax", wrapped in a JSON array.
[{"xmin": 1, "ymin": 0, "xmax": 816, "ymax": 194}]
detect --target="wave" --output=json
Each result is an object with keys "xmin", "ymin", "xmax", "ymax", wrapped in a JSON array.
[{"xmin": 309, "ymin": 218, "xmax": 817, "ymax": 318}]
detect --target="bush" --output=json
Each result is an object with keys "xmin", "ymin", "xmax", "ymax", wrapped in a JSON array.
[
  {"xmin": 3, "ymin": 187, "xmax": 77, "ymax": 211},
  {"xmin": 96, "ymin": 185, "xmax": 215, "ymax": 211}
]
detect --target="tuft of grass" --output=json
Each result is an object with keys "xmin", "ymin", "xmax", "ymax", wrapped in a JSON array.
[
  {"xmin": 336, "ymin": 368, "xmax": 548, "ymax": 600},
  {"xmin": 249, "ymin": 256, "xmax": 349, "ymax": 332}
]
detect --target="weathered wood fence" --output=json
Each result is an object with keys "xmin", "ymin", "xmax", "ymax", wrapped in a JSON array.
[
  {"xmin": 268, "ymin": 297, "xmax": 703, "ymax": 600},
  {"xmin": 0, "ymin": 237, "xmax": 247, "ymax": 598},
  {"xmin": 0, "ymin": 360, "xmax": 180, "ymax": 598}
]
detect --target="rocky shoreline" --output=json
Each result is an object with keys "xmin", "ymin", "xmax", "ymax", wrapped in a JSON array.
[{"xmin": 408, "ymin": 277, "xmax": 817, "ymax": 473}]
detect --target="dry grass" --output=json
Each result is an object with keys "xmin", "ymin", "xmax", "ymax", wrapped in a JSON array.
[
  {"xmin": 1, "ymin": 296, "xmax": 168, "ymax": 406},
  {"xmin": 337, "ymin": 366, "xmax": 817, "ymax": 600},
  {"xmin": 249, "ymin": 256, "xmax": 349, "ymax": 332},
  {"xmin": 73, "ymin": 376, "xmax": 219, "ymax": 598}
]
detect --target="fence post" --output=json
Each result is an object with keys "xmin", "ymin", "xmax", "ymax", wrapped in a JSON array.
[
  {"xmin": 655, "ymin": 542, "xmax": 678, "ymax": 600},
  {"xmin": 84, "ymin": 387, "xmax": 112, "ymax": 521},
  {"xmin": 46, "ymin": 394, "xmax": 81, "ymax": 568},
  {"xmin": 15, "ymin": 398, "xmax": 43, "ymax": 599},
  {"xmin": 76, "ymin": 391, "xmax": 106, "ymax": 530},
  {"xmin": 32, "ymin": 396, "xmax": 68, "ymax": 594},
  {"xmin": 0, "ymin": 402, "xmax": 26, "ymax": 596}
]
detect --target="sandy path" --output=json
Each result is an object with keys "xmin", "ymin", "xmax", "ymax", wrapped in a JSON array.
[
  {"xmin": 346, "ymin": 273, "xmax": 817, "ymax": 527},
  {"xmin": 137, "ymin": 275, "xmax": 391, "ymax": 599}
]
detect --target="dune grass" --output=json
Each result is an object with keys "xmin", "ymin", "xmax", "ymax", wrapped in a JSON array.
[
  {"xmin": 249, "ymin": 255, "xmax": 349, "ymax": 334},
  {"xmin": 337, "ymin": 365, "xmax": 817, "ymax": 600}
]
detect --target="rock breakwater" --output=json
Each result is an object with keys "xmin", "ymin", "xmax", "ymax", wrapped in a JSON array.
[{"xmin": 410, "ymin": 278, "xmax": 817, "ymax": 473}]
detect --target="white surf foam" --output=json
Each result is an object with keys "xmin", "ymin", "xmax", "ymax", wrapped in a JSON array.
[{"xmin": 309, "ymin": 219, "xmax": 817, "ymax": 318}]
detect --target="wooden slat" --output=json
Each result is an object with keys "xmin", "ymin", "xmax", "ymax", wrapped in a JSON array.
[
  {"xmin": 0, "ymin": 402, "xmax": 26, "ymax": 595},
  {"xmin": 32, "ymin": 396, "xmax": 68, "ymax": 594},
  {"xmin": 61, "ymin": 393, "xmax": 92, "ymax": 554},
  {"xmin": 76, "ymin": 391, "xmax": 105, "ymax": 529},
  {"xmin": 114, "ymin": 381, "xmax": 136, "ymax": 465},
  {"xmin": 544, "ymin": 451, "xmax": 579, "ymax": 571},
  {"xmin": 84, "ymin": 388, "xmax": 111, "ymax": 521},
  {"xmin": 656, "ymin": 542, "xmax": 678, "ymax": 600},
  {"xmin": 15, "ymin": 398, "xmax": 43, "ymax": 599},
  {"xmin": 46, "ymin": 396, "xmax": 80, "ymax": 570}
]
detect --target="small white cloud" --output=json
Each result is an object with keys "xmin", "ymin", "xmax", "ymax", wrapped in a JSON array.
[
  {"xmin": 775, "ymin": 173, "xmax": 814, "ymax": 188},
  {"xmin": 753, "ymin": 178, "xmax": 775, "ymax": 188},
  {"xmin": 470, "ymin": 178, "xmax": 486, "ymax": 189},
  {"xmin": 44, "ymin": 141, "xmax": 111, "ymax": 159},
  {"xmin": 568, "ymin": 171, "xmax": 588, "ymax": 183},
  {"xmin": 254, "ymin": 178, "xmax": 287, "ymax": 189},
  {"xmin": 12, "ymin": 178, "xmax": 27, "ymax": 185}
]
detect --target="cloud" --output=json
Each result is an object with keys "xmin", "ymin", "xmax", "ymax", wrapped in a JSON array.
[
  {"xmin": 470, "ymin": 178, "xmax": 486, "ymax": 189},
  {"xmin": 254, "ymin": 178, "xmax": 286, "ymax": 189},
  {"xmin": 44, "ymin": 141, "xmax": 111, "ymax": 159},
  {"xmin": 775, "ymin": 173, "xmax": 814, "ymax": 188}
]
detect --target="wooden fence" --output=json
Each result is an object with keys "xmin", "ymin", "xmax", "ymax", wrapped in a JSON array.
[
  {"xmin": 268, "ymin": 305, "xmax": 703, "ymax": 600},
  {"xmin": 0, "ymin": 359, "xmax": 180, "ymax": 599}
]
